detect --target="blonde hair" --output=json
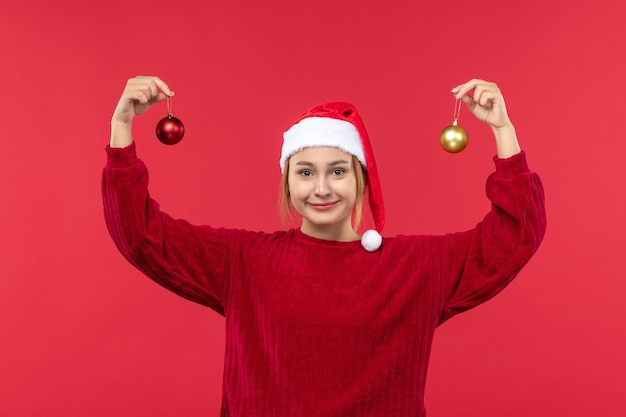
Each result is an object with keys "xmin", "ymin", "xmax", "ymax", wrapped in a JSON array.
[{"xmin": 279, "ymin": 155, "xmax": 366, "ymax": 232}]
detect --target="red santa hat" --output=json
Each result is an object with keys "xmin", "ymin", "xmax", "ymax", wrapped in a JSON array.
[{"xmin": 280, "ymin": 102, "xmax": 385, "ymax": 252}]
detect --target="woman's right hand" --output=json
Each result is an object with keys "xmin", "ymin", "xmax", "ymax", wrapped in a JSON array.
[{"xmin": 110, "ymin": 76, "xmax": 173, "ymax": 148}]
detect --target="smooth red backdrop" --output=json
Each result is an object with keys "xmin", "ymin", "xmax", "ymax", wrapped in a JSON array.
[{"xmin": 1, "ymin": 1, "xmax": 624, "ymax": 416}]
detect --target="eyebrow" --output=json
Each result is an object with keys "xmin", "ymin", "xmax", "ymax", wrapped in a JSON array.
[{"xmin": 293, "ymin": 159, "xmax": 351, "ymax": 167}]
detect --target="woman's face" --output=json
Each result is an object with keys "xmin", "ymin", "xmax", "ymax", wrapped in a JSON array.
[{"xmin": 288, "ymin": 147, "xmax": 359, "ymax": 241}]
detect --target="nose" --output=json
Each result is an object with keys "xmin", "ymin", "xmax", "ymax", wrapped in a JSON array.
[{"xmin": 314, "ymin": 176, "xmax": 331, "ymax": 197}]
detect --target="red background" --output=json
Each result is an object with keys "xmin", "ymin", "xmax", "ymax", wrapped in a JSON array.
[{"xmin": 1, "ymin": 0, "xmax": 625, "ymax": 415}]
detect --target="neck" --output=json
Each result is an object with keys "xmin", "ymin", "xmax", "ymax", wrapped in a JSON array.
[{"xmin": 300, "ymin": 222, "xmax": 361, "ymax": 242}]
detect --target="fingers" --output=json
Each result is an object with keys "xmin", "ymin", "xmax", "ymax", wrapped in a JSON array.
[
  {"xmin": 449, "ymin": 79, "xmax": 511, "ymax": 127},
  {"xmin": 111, "ymin": 75, "xmax": 176, "ymax": 127},
  {"xmin": 451, "ymin": 79, "xmax": 499, "ymax": 103},
  {"xmin": 124, "ymin": 75, "xmax": 174, "ymax": 103},
  {"xmin": 474, "ymin": 85, "xmax": 501, "ymax": 108}
]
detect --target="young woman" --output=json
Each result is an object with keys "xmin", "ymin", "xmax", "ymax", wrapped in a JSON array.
[{"xmin": 103, "ymin": 76, "xmax": 546, "ymax": 416}]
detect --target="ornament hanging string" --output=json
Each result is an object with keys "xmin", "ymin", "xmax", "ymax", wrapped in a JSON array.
[
  {"xmin": 167, "ymin": 96, "xmax": 173, "ymax": 117},
  {"xmin": 453, "ymin": 99, "xmax": 462, "ymax": 123}
]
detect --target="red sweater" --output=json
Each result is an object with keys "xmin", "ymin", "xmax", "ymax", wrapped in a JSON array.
[{"xmin": 102, "ymin": 143, "xmax": 546, "ymax": 416}]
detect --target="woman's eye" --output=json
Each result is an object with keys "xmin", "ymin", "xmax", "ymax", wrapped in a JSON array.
[
  {"xmin": 332, "ymin": 169, "xmax": 345, "ymax": 175},
  {"xmin": 299, "ymin": 170, "xmax": 313, "ymax": 177}
]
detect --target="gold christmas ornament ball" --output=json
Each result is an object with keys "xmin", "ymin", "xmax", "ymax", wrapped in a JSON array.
[{"xmin": 440, "ymin": 121, "xmax": 468, "ymax": 153}]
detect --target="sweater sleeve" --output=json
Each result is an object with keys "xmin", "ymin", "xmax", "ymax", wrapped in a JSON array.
[
  {"xmin": 437, "ymin": 151, "xmax": 546, "ymax": 324},
  {"xmin": 101, "ymin": 143, "xmax": 228, "ymax": 315}
]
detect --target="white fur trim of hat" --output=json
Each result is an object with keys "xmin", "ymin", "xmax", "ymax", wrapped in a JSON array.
[{"xmin": 280, "ymin": 117, "xmax": 366, "ymax": 172}]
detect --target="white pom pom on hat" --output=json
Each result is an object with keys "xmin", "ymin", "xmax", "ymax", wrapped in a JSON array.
[
  {"xmin": 281, "ymin": 102, "xmax": 385, "ymax": 251},
  {"xmin": 361, "ymin": 229, "xmax": 383, "ymax": 252}
]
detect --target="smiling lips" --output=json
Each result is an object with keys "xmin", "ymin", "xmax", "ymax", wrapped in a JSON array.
[{"xmin": 308, "ymin": 202, "xmax": 338, "ymax": 211}]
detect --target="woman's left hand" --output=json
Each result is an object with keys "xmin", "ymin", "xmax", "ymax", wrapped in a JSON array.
[
  {"xmin": 451, "ymin": 79, "xmax": 512, "ymax": 129},
  {"xmin": 452, "ymin": 79, "xmax": 521, "ymax": 158}
]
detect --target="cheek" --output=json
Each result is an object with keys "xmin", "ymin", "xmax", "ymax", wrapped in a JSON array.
[
  {"xmin": 287, "ymin": 177, "xmax": 306, "ymax": 200},
  {"xmin": 340, "ymin": 179, "xmax": 358, "ymax": 200}
]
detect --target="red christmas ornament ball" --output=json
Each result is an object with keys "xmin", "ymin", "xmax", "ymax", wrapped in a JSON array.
[{"xmin": 156, "ymin": 115, "xmax": 185, "ymax": 145}]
